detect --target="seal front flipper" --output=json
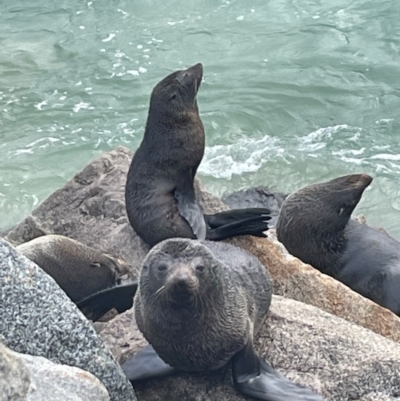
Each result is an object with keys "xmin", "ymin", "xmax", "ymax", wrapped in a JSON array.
[
  {"xmin": 121, "ymin": 344, "xmax": 177, "ymax": 381},
  {"xmin": 77, "ymin": 282, "xmax": 138, "ymax": 322},
  {"xmin": 232, "ymin": 340, "xmax": 326, "ymax": 401},
  {"xmin": 174, "ymin": 188, "xmax": 207, "ymax": 240}
]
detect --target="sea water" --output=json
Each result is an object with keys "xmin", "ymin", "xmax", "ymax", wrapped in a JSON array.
[{"xmin": 1, "ymin": 0, "xmax": 400, "ymax": 237}]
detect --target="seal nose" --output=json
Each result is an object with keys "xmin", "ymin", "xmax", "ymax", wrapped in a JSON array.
[
  {"xmin": 177, "ymin": 63, "xmax": 203, "ymax": 87},
  {"xmin": 169, "ymin": 265, "xmax": 198, "ymax": 293},
  {"xmin": 174, "ymin": 273, "xmax": 192, "ymax": 290}
]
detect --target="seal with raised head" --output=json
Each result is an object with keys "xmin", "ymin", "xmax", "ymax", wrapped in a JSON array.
[
  {"xmin": 16, "ymin": 235, "xmax": 130, "ymax": 303},
  {"xmin": 125, "ymin": 63, "xmax": 271, "ymax": 247},
  {"xmin": 276, "ymin": 173, "xmax": 400, "ymax": 315},
  {"xmin": 121, "ymin": 238, "xmax": 325, "ymax": 401}
]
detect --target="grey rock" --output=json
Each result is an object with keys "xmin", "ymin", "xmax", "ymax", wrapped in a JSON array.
[
  {"xmin": 6, "ymin": 147, "xmax": 148, "ymax": 282},
  {"xmin": 0, "ymin": 342, "xmax": 30, "ymax": 401},
  {"xmin": 5, "ymin": 146, "xmax": 400, "ymax": 399},
  {"xmin": 0, "ymin": 239, "xmax": 136, "ymax": 401},
  {"xmin": 101, "ymin": 295, "xmax": 400, "ymax": 401},
  {"xmin": 0, "ymin": 341, "xmax": 110, "ymax": 401},
  {"xmin": 22, "ymin": 352, "xmax": 110, "ymax": 401},
  {"xmin": 6, "ymin": 147, "xmax": 400, "ymax": 343}
]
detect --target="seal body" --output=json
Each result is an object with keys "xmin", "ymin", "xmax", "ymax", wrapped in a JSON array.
[
  {"xmin": 125, "ymin": 63, "xmax": 205, "ymax": 246},
  {"xmin": 134, "ymin": 239, "xmax": 271, "ymax": 371},
  {"xmin": 16, "ymin": 235, "xmax": 129, "ymax": 302},
  {"xmin": 276, "ymin": 174, "xmax": 400, "ymax": 315}
]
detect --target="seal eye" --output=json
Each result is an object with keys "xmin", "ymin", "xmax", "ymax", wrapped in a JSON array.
[
  {"xmin": 169, "ymin": 93, "xmax": 177, "ymax": 101},
  {"xmin": 157, "ymin": 264, "xmax": 168, "ymax": 272},
  {"xmin": 195, "ymin": 265, "xmax": 205, "ymax": 273}
]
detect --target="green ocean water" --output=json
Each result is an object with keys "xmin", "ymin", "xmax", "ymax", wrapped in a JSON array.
[{"xmin": 1, "ymin": 0, "xmax": 400, "ymax": 237}]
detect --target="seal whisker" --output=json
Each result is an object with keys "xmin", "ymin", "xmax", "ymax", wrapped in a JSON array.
[{"xmin": 155, "ymin": 285, "xmax": 166, "ymax": 298}]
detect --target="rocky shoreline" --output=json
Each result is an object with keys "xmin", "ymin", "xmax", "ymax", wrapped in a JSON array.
[{"xmin": 2, "ymin": 146, "xmax": 400, "ymax": 400}]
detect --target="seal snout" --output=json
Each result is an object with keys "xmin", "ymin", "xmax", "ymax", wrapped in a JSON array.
[
  {"xmin": 345, "ymin": 173, "xmax": 373, "ymax": 188},
  {"xmin": 177, "ymin": 63, "xmax": 203, "ymax": 92},
  {"xmin": 185, "ymin": 63, "xmax": 203, "ymax": 76},
  {"xmin": 166, "ymin": 264, "xmax": 199, "ymax": 298},
  {"xmin": 359, "ymin": 173, "xmax": 373, "ymax": 187}
]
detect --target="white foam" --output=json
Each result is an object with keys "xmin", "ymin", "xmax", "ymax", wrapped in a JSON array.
[
  {"xmin": 34, "ymin": 101, "xmax": 47, "ymax": 110},
  {"xmin": 73, "ymin": 102, "xmax": 90, "ymax": 113},
  {"xmin": 199, "ymin": 134, "xmax": 282, "ymax": 179},
  {"xmin": 102, "ymin": 33, "xmax": 116, "ymax": 43},
  {"xmin": 370, "ymin": 153, "xmax": 400, "ymax": 161}
]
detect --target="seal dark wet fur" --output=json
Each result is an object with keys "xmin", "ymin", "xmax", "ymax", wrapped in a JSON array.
[
  {"xmin": 125, "ymin": 63, "xmax": 271, "ymax": 247},
  {"xmin": 16, "ymin": 235, "xmax": 129, "ymax": 303},
  {"xmin": 121, "ymin": 238, "xmax": 325, "ymax": 400},
  {"xmin": 276, "ymin": 173, "xmax": 400, "ymax": 315}
]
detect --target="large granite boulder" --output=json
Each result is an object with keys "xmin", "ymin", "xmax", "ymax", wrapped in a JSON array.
[
  {"xmin": 5, "ymin": 147, "xmax": 147, "ymax": 281},
  {"xmin": 0, "ymin": 342, "xmax": 110, "ymax": 401},
  {"xmin": 100, "ymin": 294, "xmax": 400, "ymax": 401},
  {"xmin": 5, "ymin": 146, "xmax": 400, "ymax": 343},
  {"xmin": 0, "ymin": 239, "xmax": 136, "ymax": 401},
  {"xmin": 0, "ymin": 342, "xmax": 30, "ymax": 401}
]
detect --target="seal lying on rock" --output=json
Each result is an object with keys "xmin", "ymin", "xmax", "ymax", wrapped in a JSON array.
[
  {"xmin": 276, "ymin": 173, "xmax": 400, "ymax": 315},
  {"xmin": 16, "ymin": 235, "xmax": 129, "ymax": 303},
  {"xmin": 125, "ymin": 63, "xmax": 271, "ymax": 247},
  {"xmin": 121, "ymin": 238, "xmax": 325, "ymax": 401}
]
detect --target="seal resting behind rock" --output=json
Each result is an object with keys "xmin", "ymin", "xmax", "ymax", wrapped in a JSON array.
[
  {"xmin": 125, "ymin": 63, "xmax": 271, "ymax": 247},
  {"xmin": 16, "ymin": 235, "xmax": 130, "ymax": 303},
  {"xmin": 276, "ymin": 173, "xmax": 400, "ymax": 315},
  {"xmin": 121, "ymin": 238, "xmax": 326, "ymax": 401}
]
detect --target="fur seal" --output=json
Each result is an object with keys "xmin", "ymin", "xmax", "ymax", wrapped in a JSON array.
[
  {"xmin": 125, "ymin": 63, "xmax": 271, "ymax": 247},
  {"xmin": 16, "ymin": 235, "xmax": 130, "ymax": 303},
  {"xmin": 121, "ymin": 238, "xmax": 325, "ymax": 400},
  {"xmin": 276, "ymin": 173, "xmax": 400, "ymax": 315}
]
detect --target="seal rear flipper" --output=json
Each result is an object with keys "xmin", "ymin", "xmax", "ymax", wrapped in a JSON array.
[
  {"xmin": 232, "ymin": 341, "xmax": 326, "ymax": 401},
  {"xmin": 206, "ymin": 213, "xmax": 271, "ymax": 241},
  {"xmin": 175, "ymin": 188, "xmax": 207, "ymax": 240},
  {"xmin": 121, "ymin": 344, "xmax": 177, "ymax": 381},
  {"xmin": 76, "ymin": 282, "xmax": 138, "ymax": 322},
  {"xmin": 205, "ymin": 208, "xmax": 271, "ymax": 228}
]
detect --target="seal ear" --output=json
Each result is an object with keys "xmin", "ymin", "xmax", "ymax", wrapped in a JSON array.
[
  {"xmin": 90, "ymin": 262, "xmax": 101, "ymax": 268},
  {"xmin": 176, "ymin": 71, "xmax": 192, "ymax": 87}
]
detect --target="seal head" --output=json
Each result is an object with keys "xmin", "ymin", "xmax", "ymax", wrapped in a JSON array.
[
  {"xmin": 16, "ymin": 235, "xmax": 130, "ymax": 302},
  {"xmin": 277, "ymin": 173, "xmax": 372, "ymax": 274}
]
